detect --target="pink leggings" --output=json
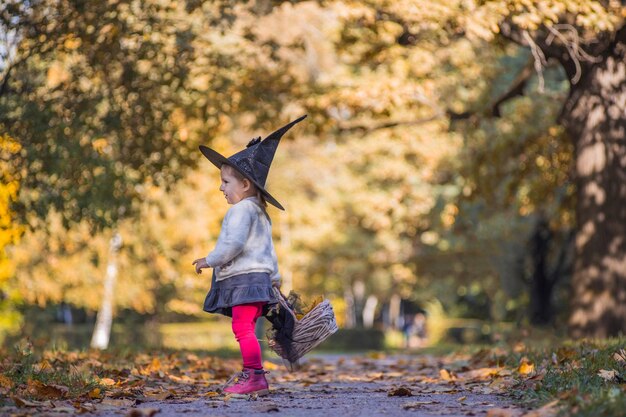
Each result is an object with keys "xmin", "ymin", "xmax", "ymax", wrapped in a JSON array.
[{"xmin": 231, "ymin": 302, "xmax": 265, "ymax": 370}]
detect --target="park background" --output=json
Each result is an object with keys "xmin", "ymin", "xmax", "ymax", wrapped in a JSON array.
[{"xmin": 1, "ymin": 0, "xmax": 625, "ymax": 363}]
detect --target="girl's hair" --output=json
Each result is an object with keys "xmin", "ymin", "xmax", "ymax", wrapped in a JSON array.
[{"xmin": 222, "ymin": 164, "xmax": 270, "ymax": 219}]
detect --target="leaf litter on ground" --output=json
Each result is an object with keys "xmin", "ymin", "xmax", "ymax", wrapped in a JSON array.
[{"xmin": 4, "ymin": 341, "xmax": 606, "ymax": 416}]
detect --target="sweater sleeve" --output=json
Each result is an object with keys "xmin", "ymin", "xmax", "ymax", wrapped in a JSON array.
[{"xmin": 205, "ymin": 202, "xmax": 254, "ymax": 267}]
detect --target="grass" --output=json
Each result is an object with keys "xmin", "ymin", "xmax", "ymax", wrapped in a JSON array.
[
  {"xmin": 0, "ymin": 341, "xmax": 243, "ymax": 406},
  {"xmin": 507, "ymin": 337, "xmax": 626, "ymax": 417},
  {"xmin": 0, "ymin": 341, "xmax": 101, "ymax": 404}
]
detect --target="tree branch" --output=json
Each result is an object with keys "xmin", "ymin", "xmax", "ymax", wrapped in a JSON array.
[
  {"xmin": 499, "ymin": 20, "xmax": 614, "ymax": 86},
  {"xmin": 335, "ymin": 115, "xmax": 442, "ymax": 134},
  {"xmin": 491, "ymin": 58, "xmax": 535, "ymax": 117},
  {"xmin": 545, "ymin": 24, "xmax": 603, "ymax": 84},
  {"xmin": 523, "ymin": 30, "xmax": 547, "ymax": 92}
]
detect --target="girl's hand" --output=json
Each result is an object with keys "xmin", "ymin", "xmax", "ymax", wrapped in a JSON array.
[{"xmin": 192, "ymin": 258, "xmax": 209, "ymax": 274}]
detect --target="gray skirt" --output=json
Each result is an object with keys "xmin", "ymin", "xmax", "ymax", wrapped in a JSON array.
[{"xmin": 203, "ymin": 271, "xmax": 278, "ymax": 317}]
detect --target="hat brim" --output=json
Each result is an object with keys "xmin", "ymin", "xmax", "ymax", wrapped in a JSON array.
[{"xmin": 199, "ymin": 145, "xmax": 285, "ymax": 211}]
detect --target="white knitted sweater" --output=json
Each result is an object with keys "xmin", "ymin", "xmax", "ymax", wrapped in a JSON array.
[{"xmin": 205, "ymin": 197, "xmax": 280, "ymax": 282}]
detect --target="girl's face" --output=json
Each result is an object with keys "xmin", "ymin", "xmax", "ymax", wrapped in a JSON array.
[{"xmin": 219, "ymin": 166, "xmax": 251, "ymax": 205}]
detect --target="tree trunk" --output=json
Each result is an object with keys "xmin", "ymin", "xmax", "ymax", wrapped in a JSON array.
[
  {"xmin": 388, "ymin": 294, "xmax": 401, "ymax": 330},
  {"xmin": 90, "ymin": 232, "xmax": 122, "ymax": 349},
  {"xmin": 343, "ymin": 287, "xmax": 356, "ymax": 329},
  {"xmin": 352, "ymin": 280, "xmax": 365, "ymax": 327},
  {"xmin": 565, "ymin": 27, "xmax": 626, "ymax": 338},
  {"xmin": 362, "ymin": 295, "xmax": 378, "ymax": 328},
  {"xmin": 529, "ymin": 215, "xmax": 554, "ymax": 325}
]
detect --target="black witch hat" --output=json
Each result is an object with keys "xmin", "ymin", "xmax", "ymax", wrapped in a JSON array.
[{"xmin": 199, "ymin": 115, "xmax": 307, "ymax": 210}]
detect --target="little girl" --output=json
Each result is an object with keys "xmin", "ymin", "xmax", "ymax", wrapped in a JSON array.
[{"xmin": 192, "ymin": 115, "xmax": 306, "ymax": 396}]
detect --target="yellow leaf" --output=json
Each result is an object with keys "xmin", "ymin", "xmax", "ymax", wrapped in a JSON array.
[
  {"xmin": 98, "ymin": 377, "xmax": 117, "ymax": 386},
  {"xmin": 89, "ymin": 388, "xmax": 102, "ymax": 399},
  {"xmin": 0, "ymin": 375, "xmax": 14, "ymax": 389},
  {"xmin": 367, "ymin": 351, "xmax": 385, "ymax": 359},
  {"xmin": 203, "ymin": 391, "xmax": 219, "ymax": 397},
  {"xmin": 439, "ymin": 369, "xmax": 453, "ymax": 381},
  {"xmin": 149, "ymin": 357, "xmax": 162, "ymax": 372},
  {"xmin": 63, "ymin": 36, "xmax": 82, "ymax": 50},
  {"xmin": 518, "ymin": 358, "xmax": 534, "ymax": 375},
  {"xmin": 92, "ymin": 138, "xmax": 110, "ymax": 154},
  {"xmin": 262, "ymin": 361, "xmax": 279, "ymax": 370}
]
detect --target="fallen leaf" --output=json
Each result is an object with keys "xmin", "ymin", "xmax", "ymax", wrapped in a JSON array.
[
  {"xmin": 262, "ymin": 361, "xmax": 280, "ymax": 370},
  {"xmin": 11, "ymin": 396, "xmax": 42, "ymax": 408},
  {"xmin": 73, "ymin": 401, "xmax": 97, "ymax": 413},
  {"xmin": 403, "ymin": 400, "xmax": 438, "ymax": 409},
  {"xmin": 223, "ymin": 392, "xmax": 256, "ymax": 401},
  {"xmin": 457, "ymin": 396, "xmax": 467, "ymax": 402},
  {"xmin": 521, "ymin": 372, "xmax": 545, "ymax": 389},
  {"xmin": 148, "ymin": 358, "xmax": 162, "ymax": 373},
  {"xmin": 26, "ymin": 379, "xmax": 69, "ymax": 399},
  {"xmin": 597, "ymin": 369, "xmax": 619, "ymax": 382},
  {"xmin": 126, "ymin": 408, "xmax": 160, "ymax": 417},
  {"xmin": 458, "ymin": 367, "xmax": 501, "ymax": 381},
  {"xmin": 613, "ymin": 349, "xmax": 626, "ymax": 364},
  {"xmin": 388, "ymin": 386, "xmax": 412, "ymax": 397},
  {"xmin": 167, "ymin": 374, "xmax": 193, "ymax": 383},
  {"xmin": 439, "ymin": 369, "xmax": 453, "ymax": 381},
  {"xmin": 554, "ymin": 347, "xmax": 577, "ymax": 363},
  {"xmin": 486, "ymin": 409, "xmax": 522, "ymax": 417},
  {"xmin": 99, "ymin": 377, "xmax": 117, "ymax": 386},
  {"xmin": 89, "ymin": 388, "xmax": 102, "ymax": 399},
  {"xmin": 102, "ymin": 398, "xmax": 137, "ymax": 407},
  {"xmin": 471, "ymin": 386, "xmax": 495, "ymax": 395},
  {"xmin": 33, "ymin": 360, "xmax": 53, "ymax": 373},
  {"xmin": 0, "ymin": 375, "xmax": 14, "ymax": 389},
  {"xmin": 522, "ymin": 400, "xmax": 559, "ymax": 417},
  {"xmin": 145, "ymin": 391, "xmax": 172, "ymax": 400},
  {"xmin": 518, "ymin": 358, "xmax": 534, "ymax": 375},
  {"xmin": 203, "ymin": 391, "xmax": 220, "ymax": 397}
]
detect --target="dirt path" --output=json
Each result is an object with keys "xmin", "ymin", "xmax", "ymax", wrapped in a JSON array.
[{"xmin": 90, "ymin": 353, "xmax": 525, "ymax": 417}]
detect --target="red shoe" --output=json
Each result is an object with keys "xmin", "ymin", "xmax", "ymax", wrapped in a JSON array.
[
  {"xmin": 222, "ymin": 370, "xmax": 244, "ymax": 391},
  {"xmin": 223, "ymin": 368, "xmax": 269, "ymax": 396}
]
